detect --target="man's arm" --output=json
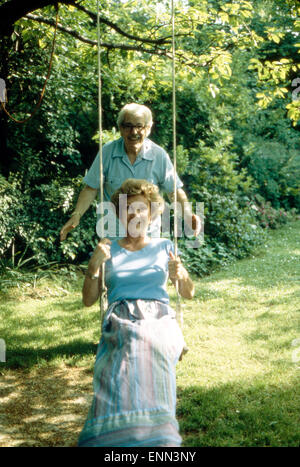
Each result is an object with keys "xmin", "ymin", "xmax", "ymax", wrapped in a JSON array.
[
  {"xmin": 60, "ymin": 185, "xmax": 98, "ymax": 241},
  {"xmin": 168, "ymin": 188, "xmax": 201, "ymax": 236}
]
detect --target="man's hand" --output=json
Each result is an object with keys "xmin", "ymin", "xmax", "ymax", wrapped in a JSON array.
[
  {"xmin": 60, "ymin": 213, "xmax": 81, "ymax": 241},
  {"xmin": 191, "ymin": 213, "xmax": 202, "ymax": 236},
  {"xmin": 173, "ymin": 189, "xmax": 202, "ymax": 237},
  {"xmin": 60, "ymin": 186, "xmax": 98, "ymax": 242},
  {"xmin": 183, "ymin": 212, "xmax": 202, "ymax": 237}
]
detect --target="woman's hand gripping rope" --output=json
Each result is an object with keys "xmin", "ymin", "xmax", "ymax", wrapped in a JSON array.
[
  {"xmin": 83, "ymin": 239, "xmax": 111, "ymax": 307},
  {"xmin": 168, "ymin": 251, "xmax": 195, "ymax": 300},
  {"xmin": 88, "ymin": 239, "xmax": 112, "ymax": 277},
  {"xmin": 168, "ymin": 251, "xmax": 188, "ymax": 281}
]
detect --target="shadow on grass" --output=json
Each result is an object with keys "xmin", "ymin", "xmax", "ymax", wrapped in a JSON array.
[
  {"xmin": 177, "ymin": 375, "xmax": 300, "ymax": 447},
  {"xmin": 1, "ymin": 341, "xmax": 98, "ymax": 369},
  {"xmin": 0, "ymin": 364, "xmax": 92, "ymax": 447},
  {"xmin": 0, "ymin": 295, "xmax": 101, "ymax": 369},
  {"xmin": 1, "ymin": 368, "xmax": 299, "ymax": 447}
]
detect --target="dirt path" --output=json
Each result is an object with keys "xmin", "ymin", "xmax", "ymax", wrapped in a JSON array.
[{"xmin": 0, "ymin": 365, "xmax": 93, "ymax": 447}]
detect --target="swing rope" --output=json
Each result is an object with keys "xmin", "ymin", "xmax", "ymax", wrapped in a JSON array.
[
  {"xmin": 0, "ymin": 5, "xmax": 59, "ymax": 124},
  {"xmin": 96, "ymin": 0, "xmax": 182, "ymax": 326},
  {"xmin": 97, "ymin": 0, "xmax": 108, "ymax": 323},
  {"xmin": 171, "ymin": 0, "xmax": 183, "ymax": 327}
]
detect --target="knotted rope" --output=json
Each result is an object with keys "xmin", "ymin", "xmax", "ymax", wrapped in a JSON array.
[
  {"xmin": 171, "ymin": 0, "xmax": 183, "ymax": 327},
  {"xmin": 96, "ymin": 0, "xmax": 107, "ymax": 322}
]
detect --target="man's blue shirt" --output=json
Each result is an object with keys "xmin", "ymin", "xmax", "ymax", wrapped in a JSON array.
[
  {"xmin": 83, "ymin": 137, "xmax": 183, "ymax": 238},
  {"xmin": 83, "ymin": 137, "xmax": 183, "ymax": 198}
]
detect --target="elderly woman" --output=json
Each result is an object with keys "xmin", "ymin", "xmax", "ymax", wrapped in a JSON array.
[{"xmin": 77, "ymin": 179, "xmax": 194, "ymax": 447}]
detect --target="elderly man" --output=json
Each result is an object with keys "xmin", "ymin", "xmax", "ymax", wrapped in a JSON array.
[{"xmin": 60, "ymin": 103, "xmax": 200, "ymax": 241}]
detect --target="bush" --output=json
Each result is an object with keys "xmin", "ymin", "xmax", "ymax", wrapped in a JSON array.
[
  {"xmin": 170, "ymin": 135, "xmax": 267, "ymax": 276},
  {"xmin": 249, "ymin": 194, "xmax": 300, "ymax": 229},
  {"xmin": 0, "ymin": 175, "xmax": 21, "ymax": 257},
  {"xmin": 0, "ymin": 175, "xmax": 98, "ymax": 270},
  {"xmin": 236, "ymin": 122, "xmax": 300, "ymax": 212},
  {"xmin": 178, "ymin": 191, "xmax": 266, "ymax": 277}
]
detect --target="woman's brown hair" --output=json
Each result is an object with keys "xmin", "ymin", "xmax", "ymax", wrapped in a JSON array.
[{"xmin": 111, "ymin": 179, "xmax": 164, "ymax": 220}]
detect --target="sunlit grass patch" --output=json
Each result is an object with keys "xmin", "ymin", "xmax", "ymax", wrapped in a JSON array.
[
  {"xmin": 0, "ymin": 221, "xmax": 299, "ymax": 446},
  {"xmin": 0, "ymin": 272, "xmax": 100, "ymax": 369},
  {"xmin": 175, "ymin": 221, "xmax": 300, "ymax": 446}
]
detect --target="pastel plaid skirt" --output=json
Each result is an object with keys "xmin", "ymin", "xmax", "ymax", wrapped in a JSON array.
[{"xmin": 77, "ymin": 299, "xmax": 185, "ymax": 447}]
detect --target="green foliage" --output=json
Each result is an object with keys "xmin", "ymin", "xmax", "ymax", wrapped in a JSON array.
[
  {"xmin": 1, "ymin": 0, "xmax": 299, "ymax": 278},
  {"xmin": 251, "ymin": 194, "xmax": 300, "ymax": 229},
  {"xmin": 0, "ymin": 175, "xmax": 21, "ymax": 257},
  {"xmin": 179, "ymin": 192, "xmax": 267, "ymax": 277},
  {"xmin": 241, "ymin": 138, "xmax": 300, "ymax": 209},
  {"xmin": 246, "ymin": 0, "xmax": 300, "ymax": 125},
  {"xmin": 0, "ymin": 174, "xmax": 98, "ymax": 271}
]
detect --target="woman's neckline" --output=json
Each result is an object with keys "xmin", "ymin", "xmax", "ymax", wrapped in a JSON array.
[{"xmin": 117, "ymin": 238, "xmax": 151, "ymax": 252}]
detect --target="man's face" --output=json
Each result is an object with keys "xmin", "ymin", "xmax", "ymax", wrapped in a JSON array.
[{"xmin": 120, "ymin": 112, "xmax": 149, "ymax": 156}]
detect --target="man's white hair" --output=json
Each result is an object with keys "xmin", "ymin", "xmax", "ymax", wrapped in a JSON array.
[{"xmin": 117, "ymin": 103, "xmax": 153, "ymax": 135}]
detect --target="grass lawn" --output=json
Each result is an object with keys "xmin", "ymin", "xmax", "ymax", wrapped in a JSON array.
[{"xmin": 0, "ymin": 220, "xmax": 299, "ymax": 446}]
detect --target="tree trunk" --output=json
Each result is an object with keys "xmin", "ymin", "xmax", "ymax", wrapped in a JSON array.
[
  {"xmin": 0, "ymin": 0, "xmax": 76, "ymax": 34},
  {"xmin": 0, "ymin": 0, "xmax": 76, "ymax": 177},
  {"xmin": 0, "ymin": 31, "xmax": 13, "ymax": 177}
]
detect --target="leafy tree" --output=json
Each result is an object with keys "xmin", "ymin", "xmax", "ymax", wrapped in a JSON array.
[
  {"xmin": 0, "ymin": 0, "xmax": 299, "ymax": 274},
  {"xmin": 247, "ymin": 0, "xmax": 300, "ymax": 126}
]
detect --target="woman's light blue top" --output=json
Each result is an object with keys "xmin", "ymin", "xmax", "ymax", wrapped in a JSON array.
[{"xmin": 105, "ymin": 238, "xmax": 175, "ymax": 305}]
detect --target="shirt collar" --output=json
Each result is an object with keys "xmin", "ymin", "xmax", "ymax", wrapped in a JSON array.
[{"xmin": 111, "ymin": 138, "xmax": 154, "ymax": 161}]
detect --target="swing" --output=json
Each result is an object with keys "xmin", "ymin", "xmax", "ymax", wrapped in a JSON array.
[
  {"xmin": 96, "ymin": 0, "xmax": 183, "ymax": 327},
  {"xmin": 96, "ymin": 0, "xmax": 108, "ymax": 321}
]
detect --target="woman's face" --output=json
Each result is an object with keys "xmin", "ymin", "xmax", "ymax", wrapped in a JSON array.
[{"xmin": 119, "ymin": 194, "xmax": 151, "ymax": 238}]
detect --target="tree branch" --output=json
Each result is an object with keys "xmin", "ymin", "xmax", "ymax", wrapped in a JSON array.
[
  {"xmin": 74, "ymin": 3, "xmax": 172, "ymax": 46},
  {"xmin": 25, "ymin": 13, "xmax": 96, "ymax": 46},
  {"xmin": 24, "ymin": 13, "xmax": 171, "ymax": 57},
  {"xmin": 0, "ymin": 0, "xmax": 78, "ymax": 33},
  {"xmin": 1, "ymin": 0, "xmax": 193, "ymax": 63}
]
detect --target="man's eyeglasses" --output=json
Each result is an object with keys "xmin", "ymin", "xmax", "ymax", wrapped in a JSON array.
[{"xmin": 121, "ymin": 123, "xmax": 146, "ymax": 131}]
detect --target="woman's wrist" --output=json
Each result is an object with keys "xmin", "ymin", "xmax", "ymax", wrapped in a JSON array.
[
  {"xmin": 71, "ymin": 210, "xmax": 82, "ymax": 218},
  {"xmin": 87, "ymin": 263, "xmax": 101, "ymax": 277},
  {"xmin": 170, "ymin": 268, "xmax": 189, "ymax": 282},
  {"xmin": 179, "ymin": 266, "xmax": 189, "ymax": 281},
  {"xmin": 180, "ymin": 274, "xmax": 189, "ymax": 282},
  {"xmin": 88, "ymin": 252, "xmax": 106, "ymax": 274},
  {"xmin": 86, "ymin": 270, "xmax": 100, "ymax": 280}
]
